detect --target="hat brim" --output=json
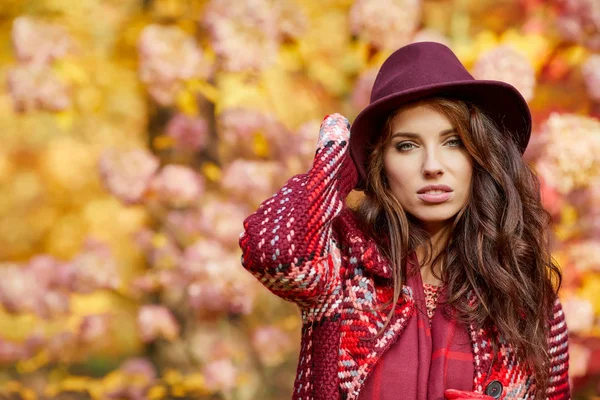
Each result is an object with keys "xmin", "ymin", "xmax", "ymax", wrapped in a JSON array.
[{"xmin": 349, "ymin": 79, "xmax": 532, "ymax": 191}]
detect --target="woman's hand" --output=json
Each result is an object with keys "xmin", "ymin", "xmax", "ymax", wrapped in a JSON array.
[
  {"xmin": 317, "ymin": 113, "xmax": 351, "ymax": 149},
  {"xmin": 444, "ymin": 389, "xmax": 495, "ymax": 399}
]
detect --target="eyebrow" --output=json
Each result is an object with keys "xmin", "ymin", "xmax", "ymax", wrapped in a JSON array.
[{"xmin": 391, "ymin": 128, "xmax": 457, "ymax": 139}]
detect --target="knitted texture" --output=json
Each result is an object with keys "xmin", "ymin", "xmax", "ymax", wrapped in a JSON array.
[{"xmin": 239, "ymin": 114, "xmax": 571, "ymax": 400}]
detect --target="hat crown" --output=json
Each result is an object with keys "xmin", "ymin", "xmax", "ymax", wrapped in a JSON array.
[{"xmin": 371, "ymin": 42, "xmax": 475, "ymax": 103}]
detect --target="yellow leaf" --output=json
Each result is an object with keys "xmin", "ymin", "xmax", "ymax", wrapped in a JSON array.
[
  {"xmin": 58, "ymin": 376, "xmax": 91, "ymax": 392},
  {"xmin": 564, "ymin": 45, "xmax": 589, "ymax": 66},
  {"xmin": 176, "ymin": 88, "xmax": 199, "ymax": 116},
  {"xmin": 102, "ymin": 370, "xmax": 127, "ymax": 391},
  {"xmin": 281, "ymin": 315, "xmax": 301, "ymax": 330},
  {"xmin": 152, "ymin": 233, "xmax": 169, "ymax": 248},
  {"xmin": 560, "ymin": 205, "xmax": 578, "ymax": 226},
  {"xmin": 55, "ymin": 110, "xmax": 75, "ymax": 130},
  {"xmin": 87, "ymin": 380, "xmax": 104, "ymax": 400},
  {"xmin": 71, "ymin": 292, "xmax": 115, "ymax": 315},
  {"xmin": 187, "ymin": 79, "xmax": 219, "ymax": 103},
  {"xmin": 579, "ymin": 275, "xmax": 600, "ymax": 313},
  {"xmin": 171, "ymin": 385, "xmax": 186, "ymax": 397},
  {"xmin": 202, "ymin": 162, "xmax": 222, "ymax": 182},
  {"xmin": 16, "ymin": 349, "xmax": 50, "ymax": 374},
  {"xmin": 181, "ymin": 373, "xmax": 209, "ymax": 393},
  {"xmin": 153, "ymin": 134, "xmax": 175, "ymax": 150},
  {"xmin": 147, "ymin": 385, "xmax": 167, "ymax": 400},
  {"xmin": 164, "ymin": 368, "xmax": 182, "ymax": 385},
  {"xmin": 53, "ymin": 60, "xmax": 88, "ymax": 85},
  {"xmin": 252, "ymin": 132, "xmax": 270, "ymax": 158}
]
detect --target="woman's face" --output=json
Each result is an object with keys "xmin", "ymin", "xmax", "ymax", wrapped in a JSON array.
[{"xmin": 383, "ymin": 104, "xmax": 473, "ymax": 232}]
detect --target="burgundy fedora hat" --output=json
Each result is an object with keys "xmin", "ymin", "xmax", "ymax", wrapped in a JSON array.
[{"xmin": 349, "ymin": 41, "xmax": 532, "ymax": 191}]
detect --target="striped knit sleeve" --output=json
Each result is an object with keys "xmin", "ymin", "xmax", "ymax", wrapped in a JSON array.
[
  {"xmin": 546, "ymin": 297, "xmax": 570, "ymax": 399},
  {"xmin": 238, "ymin": 113, "xmax": 358, "ymax": 305}
]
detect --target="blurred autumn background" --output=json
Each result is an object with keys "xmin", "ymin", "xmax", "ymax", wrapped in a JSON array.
[{"xmin": 0, "ymin": 0, "xmax": 599, "ymax": 399}]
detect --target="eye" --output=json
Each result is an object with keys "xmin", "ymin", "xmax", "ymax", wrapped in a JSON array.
[
  {"xmin": 446, "ymin": 137, "xmax": 463, "ymax": 147},
  {"xmin": 395, "ymin": 142, "xmax": 417, "ymax": 152}
]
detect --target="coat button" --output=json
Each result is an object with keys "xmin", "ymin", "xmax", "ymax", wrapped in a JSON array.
[{"xmin": 485, "ymin": 380, "xmax": 503, "ymax": 399}]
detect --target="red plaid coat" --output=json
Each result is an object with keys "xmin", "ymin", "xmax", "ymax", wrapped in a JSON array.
[{"xmin": 239, "ymin": 114, "xmax": 571, "ymax": 400}]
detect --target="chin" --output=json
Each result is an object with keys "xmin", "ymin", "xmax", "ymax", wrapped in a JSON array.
[{"xmin": 409, "ymin": 206, "xmax": 462, "ymax": 224}]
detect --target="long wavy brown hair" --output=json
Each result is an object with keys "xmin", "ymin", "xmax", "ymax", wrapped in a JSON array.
[{"xmin": 353, "ymin": 97, "xmax": 562, "ymax": 399}]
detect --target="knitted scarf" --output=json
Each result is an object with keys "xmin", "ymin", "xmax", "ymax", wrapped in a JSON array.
[{"xmin": 358, "ymin": 252, "xmax": 474, "ymax": 400}]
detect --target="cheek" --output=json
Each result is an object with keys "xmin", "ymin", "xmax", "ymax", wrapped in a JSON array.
[
  {"xmin": 383, "ymin": 158, "xmax": 415, "ymax": 194},
  {"xmin": 460, "ymin": 159, "xmax": 474, "ymax": 184}
]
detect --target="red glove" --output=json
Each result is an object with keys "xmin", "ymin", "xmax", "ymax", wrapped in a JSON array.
[{"xmin": 444, "ymin": 389, "xmax": 495, "ymax": 399}]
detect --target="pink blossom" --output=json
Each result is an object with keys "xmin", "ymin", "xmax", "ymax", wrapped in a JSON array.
[
  {"xmin": 538, "ymin": 174, "xmax": 564, "ymax": 217},
  {"xmin": 67, "ymin": 239, "xmax": 120, "ymax": 293},
  {"xmin": 138, "ymin": 24, "xmax": 209, "ymax": 105},
  {"xmin": 165, "ymin": 114, "xmax": 209, "ymax": 152},
  {"xmin": 187, "ymin": 279, "xmax": 254, "ymax": 316},
  {"xmin": 251, "ymin": 326, "xmax": 293, "ymax": 367},
  {"xmin": 78, "ymin": 314, "xmax": 111, "ymax": 344},
  {"xmin": 198, "ymin": 198, "xmax": 250, "ymax": 246},
  {"xmin": 569, "ymin": 341, "xmax": 591, "ymax": 378},
  {"xmin": 149, "ymin": 165, "xmax": 204, "ymax": 208},
  {"xmin": 0, "ymin": 263, "xmax": 45, "ymax": 316},
  {"xmin": 137, "ymin": 305, "xmax": 180, "ymax": 342},
  {"xmin": 582, "ymin": 54, "xmax": 600, "ymax": 102},
  {"xmin": 534, "ymin": 113, "xmax": 600, "ymax": 194},
  {"xmin": 180, "ymin": 240, "xmax": 240, "ymax": 281},
  {"xmin": 108, "ymin": 357, "xmax": 157, "ymax": 398},
  {"xmin": 180, "ymin": 239, "xmax": 255, "ymax": 315},
  {"xmin": 27, "ymin": 255, "xmax": 64, "ymax": 288},
  {"xmin": 11, "ymin": 16, "xmax": 74, "ymax": 64},
  {"xmin": 133, "ymin": 229, "xmax": 182, "ymax": 270},
  {"xmin": 7, "ymin": 63, "xmax": 71, "ymax": 112},
  {"xmin": 47, "ymin": 331, "xmax": 77, "ymax": 360},
  {"xmin": 119, "ymin": 357, "xmax": 157, "ymax": 382},
  {"xmin": 39, "ymin": 290, "xmax": 70, "ymax": 319},
  {"xmin": 349, "ymin": 0, "xmax": 421, "ymax": 50},
  {"xmin": 0, "ymin": 259, "xmax": 71, "ymax": 319},
  {"xmin": 411, "ymin": 29, "xmax": 451, "ymax": 47},
  {"xmin": 554, "ymin": 0, "xmax": 600, "ymax": 50},
  {"xmin": 99, "ymin": 148, "xmax": 160, "ymax": 205},
  {"xmin": 351, "ymin": 69, "xmax": 378, "ymax": 113},
  {"xmin": 562, "ymin": 295, "xmax": 594, "ymax": 333},
  {"xmin": 564, "ymin": 240, "xmax": 600, "ymax": 272},
  {"xmin": 283, "ymin": 119, "xmax": 322, "ymax": 175},
  {"xmin": 187, "ymin": 281, "xmax": 230, "ymax": 314},
  {"xmin": 156, "ymin": 269, "xmax": 188, "ymax": 289},
  {"xmin": 203, "ymin": 0, "xmax": 280, "ymax": 71},
  {"xmin": 274, "ymin": 1, "xmax": 308, "ymax": 41},
  {"xmin": 472, "ymin": 46, "xmax": 536, "ymax": 102},
  {"xmin": 0, "ymin": 339, "xmax": 27, "ymax": 363},
  {"xmin": 221, "ymin": 160, "xmax": 284, "ymax": 201},
  {"xmin": 130, "ymin": 274, "xmax": 160, "ymax": 295},
  {"xmin": 217, "ymin": 108, "xmax": 293, "ymax": 162},
  {"xmin": 202, "ymin": 358, "xmax": 238, "ymax": 392},
  {"xmin": 165, "ymin": 209, "xmax": 203, "ymax": 238}
]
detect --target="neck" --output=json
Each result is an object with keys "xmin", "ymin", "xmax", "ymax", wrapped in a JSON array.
[{"xmin": 415, "ymin": 222, "xmax": 452, "ymax": 286}]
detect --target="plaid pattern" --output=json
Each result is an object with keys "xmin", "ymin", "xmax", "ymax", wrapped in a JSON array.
[
  {"xmin": 239, "ymin": 114, "xmax": 571, "ymax": 400},
  {"xmin": 358, "ymin": 254, "xmax": 474, "ymax": 400}
]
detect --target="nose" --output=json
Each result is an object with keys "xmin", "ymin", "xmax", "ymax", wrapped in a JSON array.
[{"xmin": 422, "ymin": 149, "xmax": 444, "ymax": 177}]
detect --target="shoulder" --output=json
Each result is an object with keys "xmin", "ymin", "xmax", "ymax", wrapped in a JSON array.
[{"xmin": 548, "ymin": 296, "xmax": 568, "ymax": 343}]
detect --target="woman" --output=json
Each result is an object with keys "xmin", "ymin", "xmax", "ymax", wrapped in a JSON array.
[{"xmin": 239, "ymin": 42, "xmax": 570, "ymax": 400}]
